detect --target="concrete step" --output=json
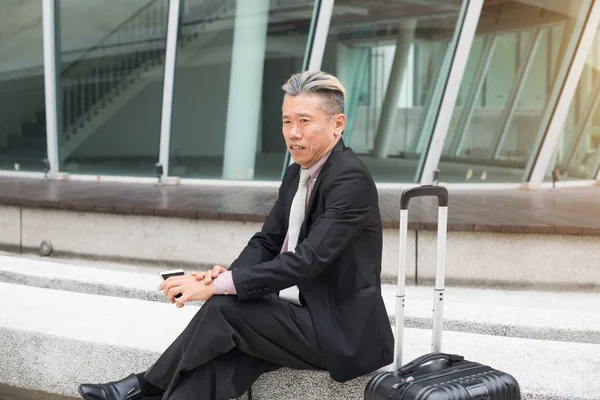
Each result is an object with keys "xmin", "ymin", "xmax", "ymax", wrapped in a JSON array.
[
  {"xmin": 1, "ymin": 283, "xmax": 599, "ymax": 400},
  {"xmin": 2, "ymin": 203, "xmax": 599, "ymax": 291},
  {"xmin": 1, "ymin": 253, "xmax": 599, "ymax": 344}
]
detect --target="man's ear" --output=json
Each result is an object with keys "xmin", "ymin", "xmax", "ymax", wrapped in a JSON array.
[{"xmin": 333, "ymin": 113, "xmax": 346, "ymax": 137}]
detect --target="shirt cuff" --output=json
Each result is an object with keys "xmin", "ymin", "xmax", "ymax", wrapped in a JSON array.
[{"xmin": 213, "ymin": 271, "xmax": 237, "ymax": 295}]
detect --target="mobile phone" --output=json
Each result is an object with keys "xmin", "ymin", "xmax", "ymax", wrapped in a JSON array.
[{"xmin": 159, "ymin": 269, "xmax": 185, "ymax": 298}]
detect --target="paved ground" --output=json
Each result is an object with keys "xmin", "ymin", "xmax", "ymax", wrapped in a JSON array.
[
  {"xmin": 1, "ymin": 177, "xmax": 600, "ymax": 234},
  {"xmin": 0, "ymin": 384, "xmax": 74, "ymax": 400}
]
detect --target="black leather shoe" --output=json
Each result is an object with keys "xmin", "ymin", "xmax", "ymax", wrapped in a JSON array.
[{"xmin": 77, "ymin": 373, "xmax": 142, "ymax": 400}]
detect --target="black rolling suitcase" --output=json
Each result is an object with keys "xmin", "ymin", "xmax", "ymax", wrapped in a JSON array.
[{"xmin": 365, "ymin": 186, "xmax": 521, "ymax": 400}]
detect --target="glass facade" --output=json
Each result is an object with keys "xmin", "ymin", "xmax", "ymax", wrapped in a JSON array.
[
  {"xmin": 58, "ymin": 0, "xmax": 169, "ymax": 176},
  {"xmin": 442, "ymin": 0, "xmax": 592, "ymax": 183},
  {"xmin": 168, "ymin": 0, "xmax": 316, "ymax": 180},
  {"xmin": 320, "ymin": 0, "xmax": 465, "ymax": 182},
  {"xmin": 546, "ymin": 28, "xmax": 600, "ymax": 181},
  {"xmin": 2, "ymin": 0, "xmax": 600, "ymax": 186},
  {"xmin": 0, "ymin": 0, "xmax": 47, "ymax": 172}
]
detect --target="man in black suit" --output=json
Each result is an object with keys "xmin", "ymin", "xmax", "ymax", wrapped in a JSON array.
[{"xmin": 78, "ymin": 71, "xmax": 394, "ymax": 400}]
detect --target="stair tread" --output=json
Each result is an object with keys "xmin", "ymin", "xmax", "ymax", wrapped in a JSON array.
[
  {"xmin": 1, "ymin": 282, "xmax": 599, "ymax": 400},
  {"xmin": 2, "ymin": 253, "xmax": 599, "ymax": 342}
]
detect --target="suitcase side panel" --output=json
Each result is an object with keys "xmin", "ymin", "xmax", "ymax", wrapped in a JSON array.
[{"xmin": 405, "ymin": 369, "xmax": 521, "ymax": 400}]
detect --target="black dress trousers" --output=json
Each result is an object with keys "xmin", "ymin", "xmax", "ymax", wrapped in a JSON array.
[{"xmin": 143, "ymin": 294, "xmax": 326, "ymax": 400}]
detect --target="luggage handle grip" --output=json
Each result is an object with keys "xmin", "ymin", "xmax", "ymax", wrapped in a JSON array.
[
  {"xmin": 398, "ymin": 352, "xmax": 464, "ymax": 375},
  {"xmin": 400, "ymin": 186, "xmax": 449, "ymax": 210}
]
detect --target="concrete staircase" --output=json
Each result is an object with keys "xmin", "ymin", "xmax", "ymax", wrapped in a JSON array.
[
  {"xmin": 57, "ymin": 0, "xmax": 317, "ymax": 162},
  {"xmin": 1, "ymin": 252, "xmax": 599, "ymax": 399},
  {"xmin": 59, "ymin": 0, "xmax": 237, "ymax": 161}
]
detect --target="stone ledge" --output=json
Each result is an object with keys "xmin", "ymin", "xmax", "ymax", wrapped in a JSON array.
[
  {"xmin": 2, "ymin": 319, "xmax": 599, "ymax": 400},
  {"xmin": 2, "ymin": 283, "xmax": 600, "ymax": 399},
  {"xmin": 2, "ymin": 198, "xmax": 598, "ymax": 236},
  {"xmin": 2, "ymin": 261, "xmax": 599, "ymax": 345}
]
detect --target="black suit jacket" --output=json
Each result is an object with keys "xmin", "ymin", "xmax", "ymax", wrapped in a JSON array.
[{"xmin": 230, "ymin": 139, "xmax": 394, "ymax": 382}]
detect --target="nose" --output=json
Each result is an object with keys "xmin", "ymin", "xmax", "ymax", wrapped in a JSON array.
[{"xmin": 287, "ymin": 123, "xmax": 302, "ymax": 140}]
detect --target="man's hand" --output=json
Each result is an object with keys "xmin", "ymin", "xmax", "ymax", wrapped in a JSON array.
[
  {"xmin": 192, "ymin": 265, "xmax": 227, "ymax": 285},
  {"xmin": 158, "ymin": 275, "xmax": 215, "ymax": 308}
]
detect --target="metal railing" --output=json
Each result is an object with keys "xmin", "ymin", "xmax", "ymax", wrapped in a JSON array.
[
  {"xmin": 60, "ymin": 0, "xmax": 169, "ymax": 142},
  {"xmin": 59, "ymin": 0, "xmax": 237, "ymax": 146}
]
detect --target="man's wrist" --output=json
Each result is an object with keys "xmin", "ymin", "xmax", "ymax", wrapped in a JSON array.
[{"xmin": 213, "ymin": 271, "xmax": 237, "ymax": 295}]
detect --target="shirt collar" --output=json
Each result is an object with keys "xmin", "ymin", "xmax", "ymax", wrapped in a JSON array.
[{"xmin": 304, "ymin": 151, "xmax": 332, "ymax": 180}]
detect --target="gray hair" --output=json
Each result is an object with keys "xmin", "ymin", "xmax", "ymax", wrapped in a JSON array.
[{"xmin": 281, "ymin": 71, "xmax": 346, "ymax": 116}]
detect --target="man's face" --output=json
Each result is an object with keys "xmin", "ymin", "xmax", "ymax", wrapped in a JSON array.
[{"xmin": 282, "ymin": 93, "xmax": 346, "ymax": 169}]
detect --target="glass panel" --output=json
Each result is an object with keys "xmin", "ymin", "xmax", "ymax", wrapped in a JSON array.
[
  {"xmin": 320, "ymin": 0, "xmax": 465, "ymax": 182},
  {"xmin": 169, "ymin": 0, "xmax": 317, "ymax": 180},
  {"xmin": 0, "ymin": 1, "xmax": 47, "ymax": 171},
  {"xmin": 546, "ymin": 28, "xmax": 600, "ymax": 181},
  {"xmin": 441, "ymin": 0, "xmax": 592, "ymax": 183},
  {"xmin": 58, "ymin": 0, "xmax": 170, "ymax": 176}
]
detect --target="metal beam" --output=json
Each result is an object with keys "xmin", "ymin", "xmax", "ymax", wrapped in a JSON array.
[
  {"xmin": 593, "ymin": 145, "xmax": 600, "ymax": 179},
  {"xmin": 418, "ymin": 0, "xmax": 485, "ymax": 185},
  {"xmin": 42, "ymin": 0, "xmax": 60, "ymax": 174},
  {"xmin": 489, "ymin": 28, "xmax": 543, "ymax": 159},
  {"xmin": 371, "ymin": 19, "xmax": 417, "ymax": 159},
  {"xmin": 526, "ymin": 2, "xmax": 600, "ymax": 186},
  {"xmin": 283, "ymin": 0, "xmax": 334, "ymax": 172},
  {"xmin": 551, "ymin": 20, "xmax": 576, "ymax": 86},
  {"xmin": 450, "ymin": 33, "xmax": 497, "ymax": 156},
  {"xmin": 158, "ymin": 0, "xmax": 181, "ymax": 177},
  {"xmin": 411, "ymin": 41, "xmax": 451, "ymax": 153},
  {"xmin": 565, "ymin": 75, "xmax": 600, "ymax": 166},
  {"xmin": 307, "ymin": 0, "xmax": 334, "ymax": 71},
  {"xmin": 343, "ymin": 49, "xmax": 369, "ymax": 144}
]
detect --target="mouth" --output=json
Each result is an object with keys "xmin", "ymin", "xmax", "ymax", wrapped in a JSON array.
[{"xmin": 289, "ymin": 145, "xmax": 305, "ymax": 151}]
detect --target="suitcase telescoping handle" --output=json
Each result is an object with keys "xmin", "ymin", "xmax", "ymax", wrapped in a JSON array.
[{"xmin": 394, "ymin": 186, "xmax": 449, "ymax": 372}]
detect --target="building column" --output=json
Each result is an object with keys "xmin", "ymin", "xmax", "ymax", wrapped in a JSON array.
[
  {"xmin": 565, "ymin": 77, "xmax": 600, "ymax": 165},
  {"xmin": 450, "ymin": 34, "xmax": 497, "ymax": 156},
  {"xmin": 371, "ymin": 19, "xmax": 417, "ymax": 159},
  {"xmin": 489, "ymin": 28, "xmax": 543, "ymax": 159},
  {"xmin": 222, "ymin": 0, "xmax": 270, "ymax": 180}
]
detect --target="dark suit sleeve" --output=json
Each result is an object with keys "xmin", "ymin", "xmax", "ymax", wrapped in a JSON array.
[
  {"xmin": 228, "ymin": 181, "xmax": 288, "ymax": 271},
  {"xmin": 232, "ymin": 166, "xmax": 376, "ymax": 299}
]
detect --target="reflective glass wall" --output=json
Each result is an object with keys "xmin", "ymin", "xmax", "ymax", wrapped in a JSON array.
[
  {"xmin": 0, "ymin": 0, "xmax": 47, "ymax": 172},
  {"xmin": 58, "ymin": 0, "xmax": 169, "ymax": 176},
  {"xmin": 441, "ymin": 0, "xmax": 592, "ymax": 183},
  {"xmin": 320, "ymin": 0, "xmax": 465, "ymax": 182},
  {"xmin": 168, "ymin": 0, "xmax": 316, "ymax": 180},
  {"xmin": 546, "ymin": 28, "xmax": 600, "ymax": 181},
  {"xmin": 3, "ymin": 0, "xmax": 600, "ymax": 185}
]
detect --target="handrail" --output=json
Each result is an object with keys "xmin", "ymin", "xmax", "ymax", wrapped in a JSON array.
[
  {"xmin": 60, "ymin": 0, "xmax": 163, "ymax": 76},
  {"xmin": 58, "ymin": 0, "xmax": 235, "ymax": 160}
]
